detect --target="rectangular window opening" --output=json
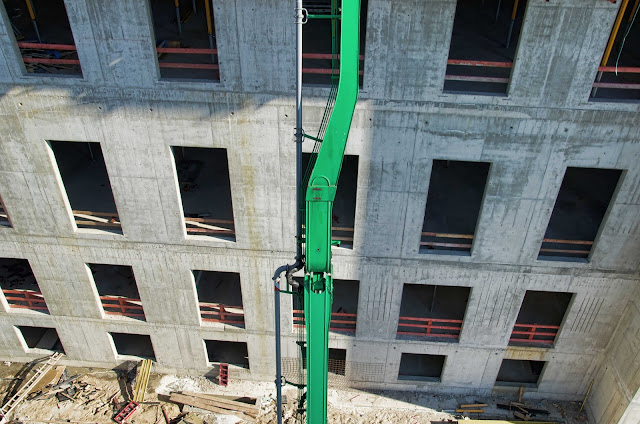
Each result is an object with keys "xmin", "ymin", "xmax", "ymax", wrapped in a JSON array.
[
  {"xmin": 204, "ymin": 339, "xmax": 250, "ymax": 369},
  {"xmin": 397, "ymin": 284, "xmax": 469, "ymax": 342},
  {"xmin": 445, "ymin": 0, "xmax": 527, "ymax": 95},
  {"xmin": 0, "ymin": 195, "xmax": 12, "ymax": 227},
  {"xmin": 148, "ymin": 0, "xmax": 220, "ymax": 81},
  {"xmin": 590, "ymin": 5, "xmax": 640, "ymax": 102},
  {"xmin": 398, "ymin": 353, "xmax": 445, "ymax": 382},
  {"xmin": 301, "ymin": 0, "xmax": 367, "ymax": 87},
  {"xmin": 300, "ymin": 346, "xmax": 346, "ymax": 376},
  {"xmin": 0, "ymin": 258, "xmax": 48, "ymax": 313},
  {"xmin": 509, "ymin": 290, "xmax": 572, "ymax": 348},
  {"xmin": 195, "ymin": 270, "xmax": 244, "ymax": 328},
  {"xmin": 89, "ymin": 264, "xmax": 145, "ymax": 321},
  {"xmin": 3, "ymin": 0, "xmax": 82, "ymax": 76},
  {"xmin": 421, "ymin": 160, "xmax": 490, "ymax": 255},
  {"xmin": 539, "ymin": 167, "xmax": 622, "ymax": 262},
  {"xmin": 48, "ymin": 141, "xmax": 122, "ymax": 235},
  {"xmin": 17, "ymin": 325, "xmax": 64, "ymax": 353},
  {"xmin": 302, "ymin": 153, "xmax": 358, "ymax": 249},
  {"xmin": 495, "ymin": 359, "xmax": 545, "ymax": 387},
  {"xmin": 293, "ymin": 278, "xmax": 358, "ymax": 335},
  {"xmin": 173, "ymin": 147, "xmax": 235, "ymax": 241},
  {"xmin": 110, "ymin": 332, "xmax": 156, "ymax": 360}
]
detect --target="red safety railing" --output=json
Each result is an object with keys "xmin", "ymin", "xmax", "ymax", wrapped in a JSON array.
[
  {"xmin": 302, "ymin": 53, "xmax": 365, "ymax": 76},
  {"xmin": 592, "ymin": 66, "xmax": 640, "ymax": 92},
  {"xmin": 200, "ymin": 302, "xmax": 245, "ymax": 327},
  {"xmin": 509, "ymin": 323, "xmax": 559, "ymax": 346},
  {"xmin": 100, "ymin": 296, "xmax": 145, "ymax": 320},
  {"xmin": 397, "ymin": 316, "xmax": 463, "ymax": 339},
  {"xmin": 2, "ymin": 289, "xmax": 48, "ymax": 312},
  {"xmin": 539, "ymin": 238, "xmax": 593, "ymax": 258},
  {"xmin": 293, "ymin": 309, "xmax": 357, "ymax": 334},
  {"xmin": 73, "ymin": 210, "xmax": 121, "ymax": 231},
  {"xmin": 156, "ymin": 47, "xmax": 219, "ymax": 78},
  {"xmin": 17, "ymin": 42, "xmax": 81, "ymax": 68},
  {"xmin": 420, "ymin": 231, "xmax": 474, "ymax": 252},
  {"xmin": 445, "ymin": 59, "xmax": 513, "ymax": 89},
  {"xmin": 185, "ymin": 217, "xmax": 235, "ymax": 238}
]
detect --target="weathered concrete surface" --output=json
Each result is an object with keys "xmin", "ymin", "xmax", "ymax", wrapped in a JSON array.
[{"xmin": 0, "ymin": 0, "xmax": 637, "ymax": 418}]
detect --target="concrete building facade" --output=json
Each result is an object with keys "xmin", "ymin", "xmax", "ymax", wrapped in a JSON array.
[{"xmin": 0, "ymin": 1, "xmax": 638, "ymax": 423}]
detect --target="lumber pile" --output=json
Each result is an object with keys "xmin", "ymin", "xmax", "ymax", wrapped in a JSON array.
[{"xmin": 169, "ymin": 391, "xmax": 259, "ymax": 422}]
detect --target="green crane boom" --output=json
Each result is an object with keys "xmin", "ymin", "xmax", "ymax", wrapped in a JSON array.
[{"xmin": 302, "ymin": 1, "xmax": 360, "ymax": 422}]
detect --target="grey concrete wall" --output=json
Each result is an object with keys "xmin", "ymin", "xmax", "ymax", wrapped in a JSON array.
[{"xmin": 0, "ymin": 0, "xmax": 637, "ymax": 413}]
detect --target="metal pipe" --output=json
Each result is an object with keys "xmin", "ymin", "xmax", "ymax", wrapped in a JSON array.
[
  {"xmin": 296, "ymin": 0, "xmax": 303, "ymax": 264},
  {"xmin": 205, "ymin": 0, "xmax": 215, "ymax": 65},
  {"xmin": 174, "ymin": 0, "xmax": 182, "ymax": 36},
  {"xmin": 24, "ymin": 0, "xmax": 41, "ymax": 42},
  {"xmin": 495, "ymin": 0, "xmax": 502, "ymax": 22},
  {"xmin": 505, "ymin": 0, "xmax": 519, "ymax": 48},
  {"xmin": 272, "ymin": 265, "xmax": 289, "ymax": 424},
  {"xmin": 593, "ymin": 0, "xmax": 630, "ymax": 97},
  {"xmin": 192, "ymin": 0, "xmax": 197, "ymax": 14}
]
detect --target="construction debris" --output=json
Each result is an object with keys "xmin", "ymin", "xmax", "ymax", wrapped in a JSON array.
[{"xmin": 169, "ymin": 391, "xmax": 259, "ymax": 422}]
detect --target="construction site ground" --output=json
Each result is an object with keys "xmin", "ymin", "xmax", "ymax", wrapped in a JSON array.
[{"xmin": 1, "ymin": 361, "xmax": 589, "ymax": 424}]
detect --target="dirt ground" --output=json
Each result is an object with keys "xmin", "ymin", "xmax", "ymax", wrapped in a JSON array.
[{"xmin": 1, "ymin": 361, "xmax": 589, "ymax": 424}]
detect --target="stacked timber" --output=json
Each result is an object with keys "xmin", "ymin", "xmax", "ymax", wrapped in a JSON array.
[{"xmin": 169, "ymin": 391, "xmax": 259, "ymax": 422}]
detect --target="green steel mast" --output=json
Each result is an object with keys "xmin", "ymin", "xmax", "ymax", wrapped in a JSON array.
[{"xmin": 302, "ymin": 0, "xmax": 360, "ymax": 422}]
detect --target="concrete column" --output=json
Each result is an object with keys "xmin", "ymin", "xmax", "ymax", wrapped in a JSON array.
[
  {"xmin": 81, "ymin": 0, "xmax": 158, "ymax": 88},
  {"xmin": 0, "ymin": 4, "xmax": 19, "ymax": 82},
  {"xmin": 354, "ymin": 265, "xmax": 403, "ymax": 340},
  {"xmin": 508, "ymin": 0, "xmax": 619, "ymax": 106},
  {"xmin": 363, "ymin": 0, "xmax": 455, "ymax": 101}
]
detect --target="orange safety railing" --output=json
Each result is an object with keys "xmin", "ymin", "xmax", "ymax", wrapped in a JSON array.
[
  {"xmin": 420, "ymin": 231, "xmax": 473, "ymax": 252},
  {"xmin": 397, "ymin": 316, "xmax": 463, "ymax": 339},
  {"xmin": 2, "ymin": 289, "xmax": 48, "ymax": 312},
  {"xmin": 445, "ymin": 59, "xmax": 513, "ymax": 86},
  {"xmin": 301, "ymin": 226, "xmax": 354, "ymax": 246},
  {"xmin": 592, "ymin": 66, "xmax": 640, "ymax": 92},
  {"xmin": 156, "ymin": 47, "xmax": 219, "ymax": 76},
  {"xmin": 100, "ymin": 296, "xmax": 145, "ymax": 320},
  {"xmin": 302, "ymin": 53, "xmax": 365, "ymax": 76},
  {"xmin": 17, "ymin": 42, "xmax": 81, "ymax": 67},
  {"xmin": 293, "ymin": 309, "xmax": 357, "ymax": 334},
  {"xmin": 509, "ymin": 323, "xmax": 559, "ymax": 346},
  {"xmin": 72, "ymin": 210, "xmax": 121, "ymax": 231},
  {"xmin": 200, "ymin": 302, "xmax": 245, "ymax": 327},
  {"xmin": 185, "ymin": 217, "xmax": 235, "ymax": 238},
  {"xmin": 539, "ymin": 238, "xmax": 593, "ymax": 258}
]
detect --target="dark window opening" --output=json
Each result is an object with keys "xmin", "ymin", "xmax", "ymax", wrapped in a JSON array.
[
  {"xmin": 89, "ymin": 264, "xmax": 145, "ymax": 321},
  {"xmin": 0, "ymin": 258, "xmax": 47, "ymax": 313},
  {"xmin": 17, "ymin": 326, "xmax": 64, "ymax": 353},
  {"xmin": 204, "ymin": 339, "xmax": 250, "ymax": 369},
  {"xmin": 445, "ymin": 0, "xmax": 527, "ymax": 94},
  {"xmin": 110, "ymin": 332, "xmax": 156, "ymax": 360},
  {"xmin": 301, "ymin": 0, "xmax": 367, "ymax": 86},
  {"xmin": 539, "ymin": 167, "xmax": 622, "ymax": 261},
  {"xmin": 590, "ymin": 5, "xmax": 640, "ymax": 102},
  {"xmin": 49, "ymin": 141, "xmax": 121, "ymax": 234},
  {"xmin": 397, "ymin": 284, "xmax": 470, "ymax": 342},
  {"xmin": 300, "ymin": 346, "xmax": 346, "ymax": 376},
  {"xmin": 149, "ymin": 0, "xmax": 219, "ymax": 81},
  {"xmin": 0, "ymin": 196, "xmax": 12, "ymax": 228},
  {"xmin": 421, "ymin": 160, "xmax": 490, "ymax": 255},
  {"xmin": 302, "ymin": 153, "xmax": 358, "ymax": 249},
  {"xmin": 3, "ymin": 0, "xmax": 82, "ymax": 75},
  {"xmin": 398, "ymin": 353, "xmax": 445, "ymax": 382},
  {"xmin": 195, "ymin": 270, "xmax": 244, "ymax": 328},
  {"xmin": 172, "ymin": 147, "xmax": 235, "ymax": 241},
  {"xmin": 496, "ymin": 359, "xmax": 545, "ymax": 386},
  {"xmin": 293, "ymin": 278, "xmax": 358, "ymax": 335},
  {"xmin": 509, "ymin": 290, "xmax": 572, "ymax": 347}
]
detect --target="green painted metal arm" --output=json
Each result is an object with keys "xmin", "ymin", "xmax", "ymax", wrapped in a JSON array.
[{"xmin": 303, "ymin": 1, "xmax": 360, "ymax": 423}]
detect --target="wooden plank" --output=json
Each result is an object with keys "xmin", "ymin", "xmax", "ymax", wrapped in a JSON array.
[
  {"xmin": 168, "ymin": 393, "xmax": 257, "ymax": 421},
  {"xmin": 460, "ymin": 403, "xmax": 488, "ymax": 408},
  {"xmin": 457, "ymin": 409, "xmax": 484, "ymax": 413},
  {"xmin": 28, "ymin": 366, "xmax": 65, "ymax": 394},
  {"xmin": 181, "ymin": 392, "xmax": 258, "ymax": 415}
]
